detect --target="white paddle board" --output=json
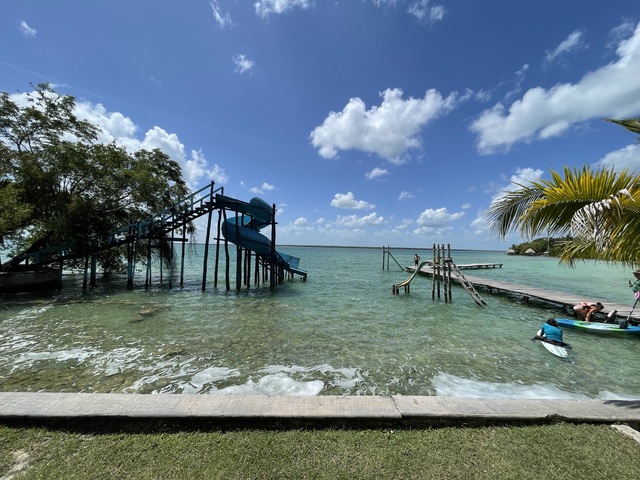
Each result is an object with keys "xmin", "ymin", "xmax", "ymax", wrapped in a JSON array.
[{"xmin": 536, "ymin": 329, "xmax": 568, "ymax": 358}]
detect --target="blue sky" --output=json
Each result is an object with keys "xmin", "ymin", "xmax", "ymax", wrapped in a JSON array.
[{"xmin": 2, "ymin": 1, "xmax": 640, "ymax": 250}]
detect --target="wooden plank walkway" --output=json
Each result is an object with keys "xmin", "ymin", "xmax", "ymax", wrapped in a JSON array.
[
  {"xmin": 416, "ymin": 262, "xmax": 503, "ymax": 270},
  {"xmin": 406, "ymin": 265, "xmax": 639, "ymax": 321},
  {"xmin": 455, "ymin": 263, "xmax": 503, "ymax": 269}
]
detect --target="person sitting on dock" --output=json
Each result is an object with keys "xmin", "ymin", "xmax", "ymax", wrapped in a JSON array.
[{"xmin": 572, "ymin": 302, "xmax": 604, "ymax": 323}]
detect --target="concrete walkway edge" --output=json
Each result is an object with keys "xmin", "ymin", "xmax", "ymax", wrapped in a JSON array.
[{"xmin": 1, "ymin": 393, "xmax": 639, "ymax": 427}]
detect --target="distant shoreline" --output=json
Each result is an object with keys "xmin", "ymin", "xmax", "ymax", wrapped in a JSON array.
[{"xmin": 189, "ymin": 243, "xmax": 504, "ymax": 252}]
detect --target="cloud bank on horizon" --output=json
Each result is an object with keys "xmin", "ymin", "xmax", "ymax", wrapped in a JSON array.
[{"xmin": 3, "ymin": 1, "xmax": 640, "ymax": 249}]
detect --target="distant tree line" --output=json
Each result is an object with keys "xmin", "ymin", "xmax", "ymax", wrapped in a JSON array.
[{"xmin": 509, "ymin": 237, "xmax": 573, "ymax": 257}]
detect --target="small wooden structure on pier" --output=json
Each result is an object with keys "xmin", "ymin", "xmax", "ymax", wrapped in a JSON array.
[
  {"xmin": 4, "ymin": 182, "xmax": 307, "ymax": 293},
  {"xmin": 391, "ymin": 244, "xmax": 487, "ymax": 306}
]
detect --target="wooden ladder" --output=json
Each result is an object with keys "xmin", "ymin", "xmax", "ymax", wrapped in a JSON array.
[{"xmin": 448, "ymin": 260, "xmax": 487, "ymax": 306}]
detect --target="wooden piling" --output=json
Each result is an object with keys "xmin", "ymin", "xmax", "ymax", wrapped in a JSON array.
[{"xmin": 201, "ymin": 187, "xmax": 214, "ymax": 291}]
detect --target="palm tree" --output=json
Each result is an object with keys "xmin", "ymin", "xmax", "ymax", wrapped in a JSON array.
[
  {"xmin": 607, "ymin": 117, "xmax": 640, "ymax": 136},
  {"xmin": 487, "ymin": 118, "xmax": 640, "ymax": 267}
]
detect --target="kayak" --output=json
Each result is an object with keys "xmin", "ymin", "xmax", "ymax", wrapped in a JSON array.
[
  {"xmin": 535, "ymin": 329, "xmax": 569, "ymax": 358},
  {"xmin": 555, "ymin": 318, "xmax": 640, "ymax": 335}
]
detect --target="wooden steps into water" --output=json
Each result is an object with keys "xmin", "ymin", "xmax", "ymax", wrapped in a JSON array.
[{"xmin": 405, "ymin": 264, "xmax": 639, "ymax": 321}]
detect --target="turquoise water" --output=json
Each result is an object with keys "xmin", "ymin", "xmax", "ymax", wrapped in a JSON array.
[{"xmin": 1, "ymin": 246, "xmax": 638, "ymax": 400}]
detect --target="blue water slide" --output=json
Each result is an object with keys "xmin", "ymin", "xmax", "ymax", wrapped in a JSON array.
[{"xmin": 217, "ymin": 195, "xmax": 307, "ymax": 278}]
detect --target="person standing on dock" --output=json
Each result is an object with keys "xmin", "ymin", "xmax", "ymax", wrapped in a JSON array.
[
  {"xmin": 629, "ymin": 270, "xmax": 640, "ymax": 300},
  {"xmin": 414, "ymin": 254, "xmax": 420, "ymax": 267}
]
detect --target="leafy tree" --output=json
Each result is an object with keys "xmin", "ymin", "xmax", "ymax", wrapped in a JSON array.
[
  {"xmin": 0, "ymin": 84, "xmax": 189, "ymax": 271},
  {"xmin": 487, "ymin": 118, "xmax": 640, "ymax": 266},
  {"xmin": 510, "ymin": 237, "xmax": 572, "ymax": 256}
]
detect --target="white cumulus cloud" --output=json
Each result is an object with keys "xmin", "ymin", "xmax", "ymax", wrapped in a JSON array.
[
  {"xmin": 255, "ymin": 0, "xmax": 312, "ymax": 18},
  {"xmin": 470, "ymin": 21, "xmax": 640, "ymax": 154},
  {"xmin": 416, "ymin": 207, "xmax": 465, "ymax": 227},
  {"xmin": 544, "ymin": 30, "xmax": 587, "ymax": 65},
  {"xmin": 365, "ymin": 167, "xmax": 389, "ymax": 180},
  {"xmin": 407, "ymin": 1, "xmax": 446, "ymax": 26},
  {"xmin": 250, "ymin": 182, "xmax": 276, "ymax": 194},
  {"xmin": 335, "ymin": 212, "xmax": 384, "ymax": 228},
  {"xmin": 310, "ymin": 87, "xmax": 461, "ymax": 164},
  {"xmin": 72, "ymin": 99, "xmax": 227, "ymax": 189},
  {"xmin": 330, "ymin": 192, "xmax": 375, "ymax": 210},
  {"xmin": 210, "ymin": 1, "xmax": 233, "ymax": 28},
  {"xmin": 19, "ymin": 21, "xmax": 36, "ymax": 37},
  {"xmin": 595, "ymin": 144, "xmax": 640, "ymax": 172},
  {"xmin": 233, "ymin": 54, "xmax": 255, "ymax": 74}
]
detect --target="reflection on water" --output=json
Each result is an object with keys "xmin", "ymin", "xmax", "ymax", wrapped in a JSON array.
[{"xmin": 1, "ymin": 246, "xmax": 639, "ymax": 399}]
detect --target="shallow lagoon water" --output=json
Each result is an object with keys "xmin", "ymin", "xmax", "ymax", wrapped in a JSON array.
[{"xmin": 1, "ymin": 246, "xmax": 638, "ymax": 400}]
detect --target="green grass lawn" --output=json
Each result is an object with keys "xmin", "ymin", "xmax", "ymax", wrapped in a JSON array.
[{"xmin": 1, "ymin": 423, "xmax": 639, "ymax": 479}]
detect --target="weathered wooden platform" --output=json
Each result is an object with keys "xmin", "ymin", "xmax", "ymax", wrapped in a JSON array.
[
  {"xmin": 406, "ymin": 265, "xmax": 639, "ymax": 321},
  {"xmin": 413, "ymin": 262, "xmax": 503, "ymax": 270},
  {"xmin": 455, "ymin": 263, "xmax": 503, "ymax": 269}
]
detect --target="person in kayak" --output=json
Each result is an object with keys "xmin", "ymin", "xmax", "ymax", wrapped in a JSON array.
[
  {"xmin": 534, "ymin": 318, "xmax": 569, "ymax": 347},
  {"xmin": 572, "ymin": 301, "xmax": 604, "ymax": 323}
]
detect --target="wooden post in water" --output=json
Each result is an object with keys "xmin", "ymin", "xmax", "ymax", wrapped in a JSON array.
[
  {"xmin": 82, "ymin": 255, "xmax": 89, "ymax": 290},
  {"xmin": 90, "ymin": 239, "xmax": 97, "ymax": 287},
  {"xmin": 441, "ymin": 244, "xmax": 447, "ymax": 302},
  {"xmin": 254, "ymin": 254, "xmax": 260, "ymax": 286},
  {"xmin": 431, "ymin": 244, "xmax": 436, "ymax": 300},
  {"xmin": 131, "ymin": 224, "xmax": 139, "ymax": 289},
  {"xmin": 168, "ymin": 216, "xmax": 175, "ymax": 290},
  {"xmin": 202, "ymin": 184, "xmax": 214, "ymax": 291},
  {"xmin": 145, "ymin": 236, "xmax": 152, "ymax": 288},
  {"xmin": 214, "ymin": 209, "xmax": 222, "ymax": 289},
  {"xmin": 180, "ymin": 224, "xmax": 186, "ymax": 288},
  {"xmin": 159, "ymin": 217, "xmax": 164, "ymax": 285},
  {"xmin": 244, "ymin": 248, "xmax": 251, "ymax": 287},
  {"xmin": 126, "ymin": 225, "xmax": 136, "ymax": 290},
  {"xmin": 235, "ymin": 212, "xmax": 242, "ymax": 291},
  {"xmin": 270, "ymin": 203, "xmax": 277, "ymax": 288},
  {"xmin": 437, "ymin": 245, "xmax": 442, "ymax": 299},
  {"xmin": 447, "ymin": 243, "xmax": 452, "ymax": 301},
  {"xmin": 223, "ymin": 209, "xmax": 230, "ymax": 291}
]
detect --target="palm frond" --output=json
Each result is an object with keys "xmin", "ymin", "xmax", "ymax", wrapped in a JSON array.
[
  {"xmin": 606, "ymin": 117, "xmax": 640, "ymax": 138},
  {"xmin": 485, "ymin": 164, "xmax": 640, "ymax": 266}
]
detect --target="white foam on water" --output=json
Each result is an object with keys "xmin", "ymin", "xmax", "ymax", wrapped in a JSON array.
[
  {"xmin": 121, "ymin": 357, "xmax": 202, "ymax": 393},
  {"xmin": 597, "ymin": 391, "xmax": 640, "ymax": 401},
  {"xmin": 12, "ymin": 347, "xmax": 101, "ymax": 371},
  {"xmin": 15, "ymin": 305, "xmax": 52, "ymax": 320},
  {"xmin": 182, "ymin": 367, "xmax": 241, "ymax": 394},
  {"xmin": 432, "ymin": 372, "xmax": 589, "ymax": 400},
  {"xmin": 0, "ymin": 335, "xmax": 37, "ymax": 355},
  {"xmin": 96, "ymin": 347, "xmax": 145, "ymax": 376},
  {"xmin": 215, "ymin": 372, "xmax": 325, "ymax": 396},
  {"xmin": 258, "ymin": 364, "xmax": 364, "ymax": 392}
]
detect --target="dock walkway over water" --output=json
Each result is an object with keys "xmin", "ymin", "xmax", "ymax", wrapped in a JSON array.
[{"xmin": 405, "ymin": 264, "xmax": 640, "ymax": 321}]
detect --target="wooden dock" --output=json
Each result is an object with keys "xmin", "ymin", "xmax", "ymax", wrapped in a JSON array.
[
  {"xmin": 452, "ymin": 263, "xmax": 503, "ymax": 270},
  {"xmin": 409, "ymin": 262, "xmax": 503, "ymax": 270},
  {"xmin": 406, "ymin": 264, "xmax": 639, "ymax": 322}
]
